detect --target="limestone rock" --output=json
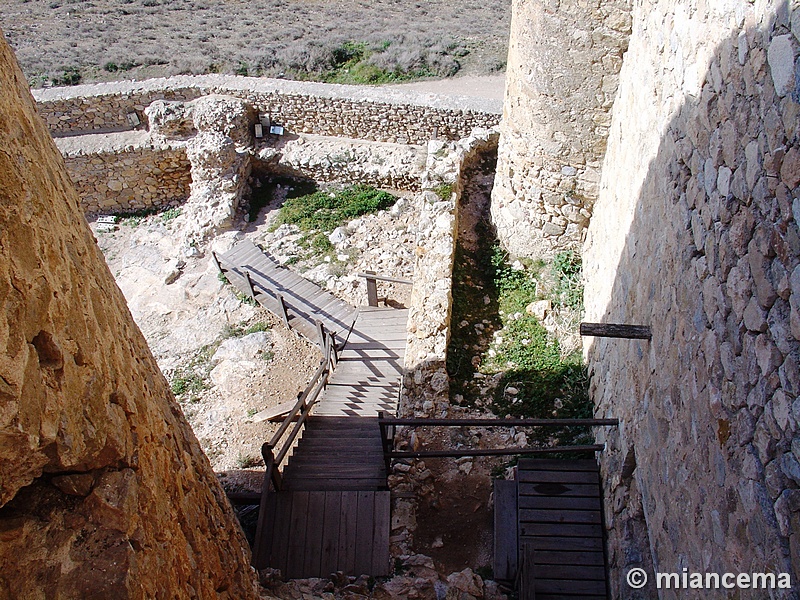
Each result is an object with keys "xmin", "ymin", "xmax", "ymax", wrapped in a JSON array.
[
  {"xmin": 768, "ymin": 34, "xmax": 796, "ymax": 98},
  {"xmin": 145, "ymin": 99, "xmax": 195, "ymax": 139},
  {"xmin": 191, "ymin": 94, "xmax": 255, "ymax": 148}
]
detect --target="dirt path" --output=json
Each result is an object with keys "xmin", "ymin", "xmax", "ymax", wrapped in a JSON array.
[{"xmin": 388, "ymin": 74, "xmax": 506, "ymax": 101}]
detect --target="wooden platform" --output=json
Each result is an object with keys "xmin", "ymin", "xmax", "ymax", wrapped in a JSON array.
[
  {"xmin": 494, "ymin": 458, "xmax": 608, "ymax": 599},
  {"xmin": 256, "ymin": 490, "xmax": 390, "ymax": 578}
]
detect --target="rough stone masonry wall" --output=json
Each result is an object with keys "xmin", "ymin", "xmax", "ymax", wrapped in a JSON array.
[
  {"xmin": 57, "ymin": 134, "xmax": 191, "ymax": 215},
  {"xmin": 34, "ymin": 75, "xmax": 501, "ymax": 144},
  {"xmin": 0, "ymin": 35, "xmax": 257, "ymax": 599},
  {"xmin": 584, "ymin": 1, "xmax": 800, "ymax": 596},
  {"xmin": 491, "ymin": 0, "xmax": 631, "ymax": 259}
]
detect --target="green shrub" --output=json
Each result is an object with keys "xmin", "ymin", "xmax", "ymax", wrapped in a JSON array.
[
  {"xmin": 551, "ymin": 250, "xmax": 583, "ymax": 311},
  {"xmin": 51, "ymin": 67, "xmax": 81, "ymax": 86},
  {"xmin": 275, "ymin": 185, "xmax": 395, "ymax": 231}
]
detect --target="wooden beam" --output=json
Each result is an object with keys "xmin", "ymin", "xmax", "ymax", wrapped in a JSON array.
[
  {"xmin": 210, "ymin": 251, "xmax": 223, "ymax": 274},
  {"xmin": 580, "ymin": 322, "xmax": 651, "ymax": 339},
  {"xmin": 389, "ymin": 444, "xmax": 605, "ymax": 458},
  {"xmin": 364, "ymin": 271, "xmax": 379, "ymax": 307},
  {"xmin": 243, "ymin": 270, "xmax": 256, "ymax": 299},
  {"xmin": 276, "ymin": 293, "xmax": 290, "ymax": 327}
]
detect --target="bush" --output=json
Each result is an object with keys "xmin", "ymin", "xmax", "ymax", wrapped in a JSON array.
[
  {"xmin": 51, "ymin": 66, "xmax": 82, "ymax": 86},
  {"xmin": 275, "ymin": 185, "xmax": 395, "ymax": 231}
]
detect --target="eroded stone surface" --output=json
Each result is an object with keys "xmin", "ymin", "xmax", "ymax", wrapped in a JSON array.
[{"xmin": 0, "ymin": 33, "xmax": 256, "ymax": 598}]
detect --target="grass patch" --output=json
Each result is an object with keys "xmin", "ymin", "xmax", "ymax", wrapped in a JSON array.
[
  {"xmin": 222, "ymin": 321, "xmax": 271, "ymax": 338},
  {"xmin": 169, "ymin": 342, "xmax": 218, "ymax": 401},
  {"xmin": 274, "ymin": 185, "xmax": 395, "ymax": 232},
  {"xmin": 447, "ymin": 236, "xmax": 591, "ymax": 452},
  {"xmin": 160, "ymin": 207, "xmax": 181, "ymax": 223},
  {"xmin": 432, "ymin": 183, "xmax": 454, "ymax": 201}
]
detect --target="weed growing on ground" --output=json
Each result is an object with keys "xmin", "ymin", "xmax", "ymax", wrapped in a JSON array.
[
  {"xmin": 235, "ymin": 452, "xmax": 261, "ymax": 469},
  {"xmin": 221, "ymin": 321, "xmax": 271, "ymax": 338},
  {"xmin": 160, "ymin": 207, "xmax": 181, "ymax": 223},
  {"xmin": 447, "ymin": 237, "xmax": 591, "ymax": 452},
  {"xmin": 275, "ymin": 185, "xmax": 395, "ymax": 232},
  {"xmin": 433, "ymin": 183, "xmax": 454, "ymax": 201},
  {"xmin": 169, "ymin": 342, "xmax": 218, "ymax": 400}
]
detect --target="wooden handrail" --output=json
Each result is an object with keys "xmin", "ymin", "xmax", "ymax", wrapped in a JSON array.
[
  {"xmin": 378, "ymin": 417, "xmax": 619, "ymax": 427},
  {"xmin": 269, "ymin": 360, "xmax": 328, "ymax": 449},
  {"xmin": 377, "ymin": 417, "xmax": 618, "ymax": 464},
  {"xmin": 357, "ymin": 272, "xmax": 413, "ymax": 285},
  {"xmin": 389, "ymin": 445, "xmax": 606, "ymax": 458}
]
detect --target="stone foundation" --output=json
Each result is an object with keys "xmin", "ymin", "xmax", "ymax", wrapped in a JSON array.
[{"xmin": 56, "ymin": 133, "xmax": 191, "ymax": 215}]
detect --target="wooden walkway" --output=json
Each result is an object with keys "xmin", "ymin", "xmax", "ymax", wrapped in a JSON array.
[
  {"xmin": 494, "ymin": 458, "xmax": 608, "ymax": 599},
  {"xmin": 218, "ymin": 239, "xmax": 358, "ymax": 344},
  {"xmin": 217, "ymin": 240, "xmax": 406, "ymax": 578}
]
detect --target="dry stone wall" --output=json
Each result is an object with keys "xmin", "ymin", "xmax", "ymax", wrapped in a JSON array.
[
  {"xmin": 255, "ymin": 135, "xmax": 426, "ymax": 192},
  {"xmin": 584, "ymin": 0, "xmax": 800, "ymax": 596},
  {"xmin": 34, "ymin": 75, "xmax": 501, "ymax": 144},
  {"xmin": 0, "ymin": 35, "xmax": 256, "ymax": 599},
  {"xmin": 491, "ymin": 0, "xmax": 631, "ymax": 259},
  {"xmin": 56, "ymin": 133, "xmax": 191, "ymax": 215}
]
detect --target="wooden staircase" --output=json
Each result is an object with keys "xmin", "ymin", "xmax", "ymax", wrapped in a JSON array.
[
  {"xmin": 494, "ymin": 458, "xmax": 609, "ymax": 599},
  {"xmin": 214, "ymin": 240, "xmax": 406, "ymax": 579},
  {"xmin": 281, "ymin": 417, "xmax": 387, "ymax": 491}
]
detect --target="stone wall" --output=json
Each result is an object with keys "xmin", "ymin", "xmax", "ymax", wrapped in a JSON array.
[
  {"xmin": 402, "ymin": 128, "xmax": 500, "ymax": 419},
  {"xmin": 490, "ymin": 0, "xmax": 631, "ymax": 259},
  {"xmin": 256, "ymin": 135, "xmax": 426, "ymax": 192},
  {"xmin": 34, "ymin": 75, "xmax": 502, "ymax": 144},
  {"xmin": 584, "ymin": 1, "xmax": 800, "ymax": 596},
  {"xmin": 0, "ymin": 35, "xmax": 256, "ymax": 598},
  {"xmin": 57, "ymin": 132, "xmax": 191, "ymax": 215}
]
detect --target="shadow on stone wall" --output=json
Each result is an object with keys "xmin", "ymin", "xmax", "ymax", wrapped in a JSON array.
[{"xmin": 585, "ymin": 8, "xmax": 800, "ymax": 598}]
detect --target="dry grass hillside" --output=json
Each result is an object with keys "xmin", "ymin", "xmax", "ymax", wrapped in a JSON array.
[{"xmin": 1, "ymin": 0, "xmax": 511, "ymax": 88}]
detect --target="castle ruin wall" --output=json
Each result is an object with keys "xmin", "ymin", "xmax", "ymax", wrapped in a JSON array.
[
  {"xmin": 491, "ymin": 0, "xmax": 632, "ymax": 259},
  {"xmin": 584, "ymin": 0, "xmax": 800, "ymax": 595},
  {"xmin": 34, "ymin": 75, "xmax": 502, "ymax": 144}
]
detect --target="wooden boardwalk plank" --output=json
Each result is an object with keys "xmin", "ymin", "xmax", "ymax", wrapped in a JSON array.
[
  {"xmin": 371, "ymin": 492, "xmax": 391, "ymax": 576},
  {"xmin": 320, "ymin": 492, "xmax": 342, "ymax": 577},
  {"xmin": 303, "ymin": 492, "xmax": 326, "ymax": 577},
  {"xmin": 338, "ymin": 491, "xmax": 359, "ymax": 575},
  {"xmin": 286, "ymin": 491, "xmax": 310, "ymax": 578},
  {"xmin": 271, "ymin": 492, "xmax": 294, "ymax": 575},
  {"xmin": 493, "ymin": 479, "xmax": 518, "ymax": 582},
  {"xmin": 354, "ymin": 491, "xmax": 375, "ymax": 576}
]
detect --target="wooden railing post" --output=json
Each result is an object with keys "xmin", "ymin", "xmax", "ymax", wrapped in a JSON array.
[
  {"xmin": 378, "ymin": 411, "xmax": 392, "ymax": 476},
  {"xmin": 316, "ymin": 319, "xmax": 326, "ymax": 351},
  {"xmin": 211, "ymin": 251, "xmax": 223, "ymax": 274},
  {"xmin": 365, "ymin": 270, "xmax": 378, "ymax": 307},
  {"xmin": 276, "ymin": 293, "xmax": 290, "ymax": 327},
  {"xmin": 253, "ymin": 442, "xmax": 278, "ymax": 568},
  {"xmin": 243, "ymin": 270, "xmax": 256, "ymax": 299},
  {"xmin": 326, "ymin": 331, "xmax": 338, "ymax": 370}
]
